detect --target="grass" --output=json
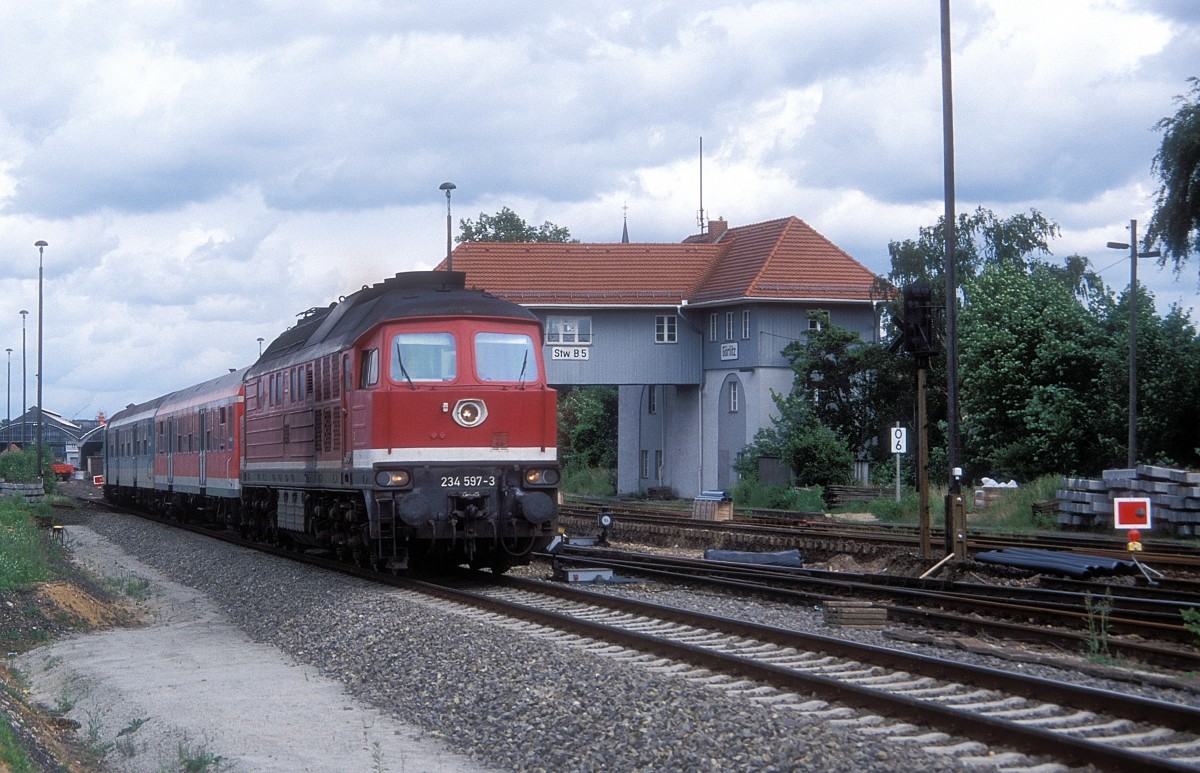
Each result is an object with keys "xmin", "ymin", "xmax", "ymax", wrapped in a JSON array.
[
  {"xmin": 837, "ymin": 474, "xmax": 1065, "ymax": 531},
  {"xmin": 175, "ymin": 738, "xmax": 229, "ymax": 772},
  {"xmin": 0, "ymin": 498, "xmax": 50, "ymax": 591},
  {"xmin": 0, "ymin": 714, "xmax": 37, "ymax": 773},
  {"xmin": 106, "ymin": 575, "xmax": 154, "ymax": 602},
  {"xmin": 561, "ymin": 466, "xmax": 615, "ymax": 497}
]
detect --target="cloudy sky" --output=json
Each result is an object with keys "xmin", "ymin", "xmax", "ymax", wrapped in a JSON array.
[{"xmin": 0, "ymin": 0, "xmax": 1197, "ymax": 425}]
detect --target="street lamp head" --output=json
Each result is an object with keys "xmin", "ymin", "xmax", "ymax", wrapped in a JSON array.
[
  {"xmin": 439, "ymin": 181, "xmax": 456, "ymax": 198},
  {"xmin": 34, "ymin": 240, "xmax": 48, "ymax": 248},
  {"xmin": 19, "ymin": 310, "xmax": 27, "ymax": 318},
  {"xmin": 1106, "ymin": 241, "xmax": 1129, "ymax": 250}
]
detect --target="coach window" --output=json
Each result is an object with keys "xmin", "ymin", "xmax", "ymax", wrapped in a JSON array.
[
  {"xmin": 360, "ymin": 348, "xmax": 379, "ymax": 387},
  {"xmin": 392, "ymin": 332, "xmax": 456, "ymax": 382},
  {"xmin": 475, "ymin": 333, "xmax": 538, "ymax": 382}
]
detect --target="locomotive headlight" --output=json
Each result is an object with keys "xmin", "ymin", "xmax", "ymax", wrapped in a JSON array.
[
  {"xmin": 452, "ymin": 399, "xmax": 487, "ymax": 428},
  {"xmin": 524, "ymin": 467, "xmax": 560, "ymax": 487},
  {"xmin": 375, "ymin": 469, "xmax": 412, "ymax": 488}
]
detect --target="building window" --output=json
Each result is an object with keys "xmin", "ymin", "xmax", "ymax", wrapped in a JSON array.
[
  {"xmin": 742, "ymin": 310, "xmax": 750, "ymax": 340},
  {"xmin": 709, "ymin": 313, "xmax": 718, "ymax": 342},
  {"xmin": 808, "ymin": 310, "xmax": 828, "ymax": 332},
  {"xmin": 725, "ymin": 312, "xmax": 734, "ymax": 341},
  {"xmin": 640, "ymin": 450, "xmax": 649, "ymax": 479},
  {"xmin": 655, "ymin": 315, "xmax": 677, "ymax": 344},
  {"xmin": 729, "ymin": 381, "xmax": 739, "ymax": 413},
  {"xmin": 648, "ymin": 386, "xmax": 657, "ymax": 415},
  {"xmin": 546, "ymin": 315, "xmax": 592, "ymax": 345},
  {"xmin": 655, "ymin": 450, "xmax": 663, "ymax": 481}
]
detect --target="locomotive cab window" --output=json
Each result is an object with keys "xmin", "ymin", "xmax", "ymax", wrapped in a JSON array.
[
  {"xmin": 475, "ymin": 332, "xmax": 538, "ymax": 382},
  {"xmin": 360, "ymin": 348, "xmax": 380, "ymax": 387},
  {"xmin": 391, "ymin": 332, "xmax": 456, "ymax": 382}
]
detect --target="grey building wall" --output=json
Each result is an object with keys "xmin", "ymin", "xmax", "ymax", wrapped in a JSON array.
[
  {"xmin": 539, "ymin": 308, "xmax": 702, "ymax": 386},
  {"xmin": 617, "ymin": 384, "xmax": 701, "ymax": 498},
  {"xmin": 558, "ymin": 300, "xmax": 879, "ymax": 499}
]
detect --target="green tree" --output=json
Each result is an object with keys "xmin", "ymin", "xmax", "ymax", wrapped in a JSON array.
[
  {"xmin": 1139, "ymin": 306, "xmax": 1200, "ymax": 466},
  {"xmin": 780, "ymin": 312, "xmax": 909, "ymax": 467},
  {"xmin": 882, "ymin": 206, "xmax": 1059, "ymax": 302},
  {"xmin": 879, "ymin": 207, "xmax": 1062, "ymax": 478},
  {"xmin": 959, "ymin": 263, "xmax": 1114, "ymax": 479},
  {"xmin": 557, "ymin": 386, "xmax": 617, "ymax": 469},
  {"xmin": 1096, "ymin": 288, "xmax": 1200, "ymax": 469},
  {"xmin": 458, "ymin": 206, "xmax": 575, "ymax": 243},
  {"xmin": 737, "ymin": 387, "xmax": 854, "ymax": 489},
  {"xmin": 1146, "ymin": 77, "xmax": 1200, "ymax": 271}
]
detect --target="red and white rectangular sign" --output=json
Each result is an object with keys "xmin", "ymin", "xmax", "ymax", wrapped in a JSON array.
[{"xmin": 1113, "ymin": 497, "xmax": 1151, "ymax": 529}]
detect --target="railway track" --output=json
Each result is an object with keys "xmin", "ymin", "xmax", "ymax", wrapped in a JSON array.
[
  {"xmin": 559, "ymin": 501, "xmax": 1200, "ymax": 571},
  {"xmin": 551, "ymin": 546, "xmax": 1200, "ymax": 671},
  {"xmin": 417, "ymin": 573, "xmax": 1200, "ymax": 771},
  {"xmin": 89, "ymin": 499, "xmax": 1200, "ymax": 771}
]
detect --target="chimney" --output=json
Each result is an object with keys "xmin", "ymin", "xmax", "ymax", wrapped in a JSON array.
[{"xmin": 708, "ymin": 218, "xmax": 728, "ymax": 240}]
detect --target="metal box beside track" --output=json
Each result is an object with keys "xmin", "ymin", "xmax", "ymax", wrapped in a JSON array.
[{"xmin": 692, "ymin": 490, "xmax": 733, "ymax": 521}]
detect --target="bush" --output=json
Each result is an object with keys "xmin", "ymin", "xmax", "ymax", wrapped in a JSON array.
[
  {"xmin": 0, "ymin": 448, "xmax": 56, "ymax": 490},
  {"xmin": 732, "ymin": 480, "xmax": 825, "ymax": 512}
]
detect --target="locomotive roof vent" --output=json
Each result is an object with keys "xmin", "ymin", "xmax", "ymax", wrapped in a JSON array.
[{"xmin": 384, "ymin": 270, "xmax": 467, "ymax": 291}]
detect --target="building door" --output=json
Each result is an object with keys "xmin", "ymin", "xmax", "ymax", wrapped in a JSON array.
[{"xmin": 716, "ymin": 375, "xmax": 745, "ymax": 491}]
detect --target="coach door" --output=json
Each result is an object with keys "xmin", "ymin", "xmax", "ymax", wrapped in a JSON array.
[
  {"xmin": 198, "ymin": 409, "xmax": 208, "ymax": 491},
  {"xmin": 166, "ymin": 417, "xmax": 175, "ymax": 485}
]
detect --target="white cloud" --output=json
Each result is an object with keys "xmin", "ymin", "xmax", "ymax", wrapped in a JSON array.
[{"xmin": 0, "ymin": 0, "xmax": 1196, "ymax": 419}]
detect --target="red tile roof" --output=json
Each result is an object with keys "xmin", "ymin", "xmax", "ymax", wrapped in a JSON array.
[{"xmin": 438, "ymin": 216, "xmax": 879, "ymax": 306}]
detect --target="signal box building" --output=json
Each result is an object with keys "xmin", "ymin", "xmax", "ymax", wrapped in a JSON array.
[{"xmin": 441, "ymin": 216, "xmax": 881, "ymax": 498}]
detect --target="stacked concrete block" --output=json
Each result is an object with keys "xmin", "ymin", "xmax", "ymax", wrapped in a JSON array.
[{"xmin": 1057, "ymin": 465, "xmax": 1200, "ymax": 535}]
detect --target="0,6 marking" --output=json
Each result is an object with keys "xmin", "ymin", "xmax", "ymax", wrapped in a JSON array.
[{"xmin": 441, "ymin": 475, "xmax": 496, "ymax": 488}]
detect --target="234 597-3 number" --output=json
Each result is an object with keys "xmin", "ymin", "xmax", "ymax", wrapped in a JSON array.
[{"xmin": 441, "ymin": 474, "xmax": 497, "ymax": 488}]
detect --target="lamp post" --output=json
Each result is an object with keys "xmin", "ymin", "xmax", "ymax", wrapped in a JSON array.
[
  {"xmin": 439, "ymin": 182, "xmax": 456, "ymax": 271},
  {"xmin": 5, "ymin": 347, "xmax": 11, "ymax": 441},
  {"xmin": 35, "ymin": 240, "xmax": 47, "ymax": 481},
  {"xmin": 257, "ymin": 337, "xmax": 264, "ymax": 357},
  {"xmin": 1106, "ymin": 219, "xmax": 1160, "ymax": 469},
  {"xmin": 19, "ymin": 309, "xmax": 27, "ymax": 446}
]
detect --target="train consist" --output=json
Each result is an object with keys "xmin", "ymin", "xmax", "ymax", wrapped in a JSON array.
[{"xmin": 103, "ymin": 271, "xmax": 560, "ymax": 572}]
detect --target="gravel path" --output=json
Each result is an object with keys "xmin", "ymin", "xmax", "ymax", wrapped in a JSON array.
[{"xmin": 18, "ymin": 509, "xmax": 1198, "ymax": 772}]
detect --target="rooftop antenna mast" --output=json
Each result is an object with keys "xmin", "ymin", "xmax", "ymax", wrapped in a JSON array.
[{"xmin": 697, "ymin": 136, "xmax": 707, "ymax": 234}]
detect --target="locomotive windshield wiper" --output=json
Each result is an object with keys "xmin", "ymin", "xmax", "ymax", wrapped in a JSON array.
[
  {"xmin": 518, "ymin": 349, "xmax": 528, "ymax": 390},
  {"xmin": 395, "ymin": 342, "xmax": 415, "ymax": 390}
]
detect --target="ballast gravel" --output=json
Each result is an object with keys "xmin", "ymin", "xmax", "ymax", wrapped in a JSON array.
[{"xmin": 20, "ymin": 509, "xmax": 1192, "ymax": 772}]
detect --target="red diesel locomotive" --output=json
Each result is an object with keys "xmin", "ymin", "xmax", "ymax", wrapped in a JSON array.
[{"xmin": 104, "ymin": 271, "xmax": 560, "ymax": 572}]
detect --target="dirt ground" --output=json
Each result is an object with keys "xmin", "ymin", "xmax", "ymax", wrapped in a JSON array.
[{"xmin": 1, "ymin": 498, "xmax": 497, "ymax": 773}]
